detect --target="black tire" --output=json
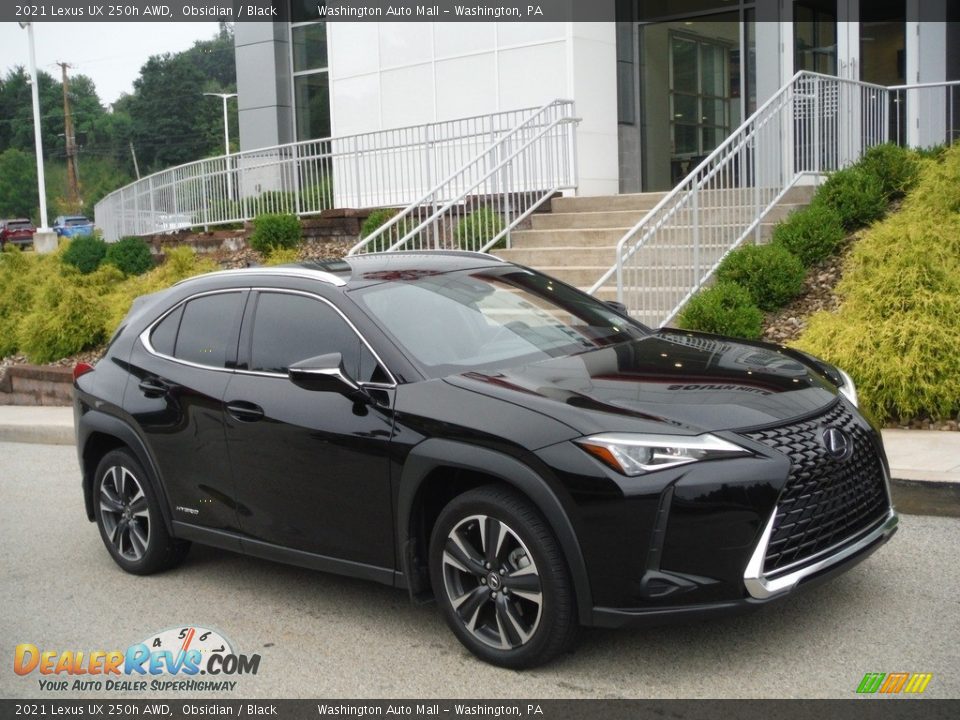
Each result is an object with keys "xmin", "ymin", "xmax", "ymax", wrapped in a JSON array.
[
  {"xmin": 93, "ymin": 449, "xmax": 190, "ymax": 575},
  {"xmin": 429, "ymin": 485, "xmax": 578, "ymax": 669}
]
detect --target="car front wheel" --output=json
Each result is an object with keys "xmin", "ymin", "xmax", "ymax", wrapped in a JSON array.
[
  {"xmin": 93, "ymin": 449, "xmax": 190, "ymax": 575},
  {"xmin": 429, "ymin": 485, "xmax": 578, "ymax": 668}
]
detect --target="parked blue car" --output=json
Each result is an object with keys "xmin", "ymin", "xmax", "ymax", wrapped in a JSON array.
[{"xmin": 53, "ymin": 215, "xmax": 95, "ymax": 238}]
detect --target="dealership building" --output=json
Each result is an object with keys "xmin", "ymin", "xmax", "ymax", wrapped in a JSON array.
[{"xmin": 234, "ymin": 1, "xmax": 960, "ymax": 197}]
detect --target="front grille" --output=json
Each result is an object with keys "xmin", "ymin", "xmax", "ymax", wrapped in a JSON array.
[{"xmin": 745, "ymin": 401, "xmax": 890, "ymax": 574}]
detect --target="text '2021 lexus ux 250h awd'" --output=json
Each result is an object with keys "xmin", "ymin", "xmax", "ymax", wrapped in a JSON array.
[{"xmin": 74, "ymin": 251, "xmax": 898, "ymax": 668}]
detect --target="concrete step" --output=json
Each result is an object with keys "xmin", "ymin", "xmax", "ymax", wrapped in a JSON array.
[
  {"xmin": 531, "ymin": 210, "xmax": 649, "ymax": 231},
  {"xmin": 552, "ymin": 192, "xmax": 668, "ymax": 213},
  {"xmin": 536, "ymin": 265, "xmax": 704, "ymax": 288},
  {"xmin": 497, "ymin": 246, "xmax": 620, "ymax": 267},
  {"xmin": 506, "ymin": 222, "xmax": 776, "ymax": 251},
  {"xmin": 531, "ymin": 203, "xmax": 798, "ymax": 231}
]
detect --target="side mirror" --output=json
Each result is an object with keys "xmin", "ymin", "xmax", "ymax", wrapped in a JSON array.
[
  {"xmin": 288, "ymin": 353, "xmax": 366, "ymax": 400},
  {"xmin": 605, "ymin": 300, "xmax": 629, "ymax": 316}
]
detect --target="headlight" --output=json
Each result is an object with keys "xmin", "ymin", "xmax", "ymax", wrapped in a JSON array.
[
  {"xmin": 575, "ymin": 433, "xmax": 751, "ymax": 476},
  {"xmin": 837, "ymin": 368, "xmax": 858, "ymax": 407}
]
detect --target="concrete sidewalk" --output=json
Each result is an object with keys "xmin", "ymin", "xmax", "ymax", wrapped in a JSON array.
[{"xmin": 1, "ymin": 405, "xmax": 958, "ymax": 514}]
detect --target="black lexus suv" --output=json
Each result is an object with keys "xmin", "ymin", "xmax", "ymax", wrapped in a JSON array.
[{"xmin": 73, "ymin": 251, "xmax": 898, "ymax": 668}]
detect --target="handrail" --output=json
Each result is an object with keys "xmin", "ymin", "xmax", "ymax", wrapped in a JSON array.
[
  {"xmin": 348, "ymin": 99, "xmax": 577, "ymax": 255},
  {"xmin": 586, "ymin": 71, "xmax": 956, "ymax": 327},
  {"xmin": 93, "ymin": 102, "xmax": 572, "ymax": 241}
]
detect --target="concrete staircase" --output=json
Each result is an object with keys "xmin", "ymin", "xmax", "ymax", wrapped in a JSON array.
[{"xmin": 496, "ymin": 185, "xmax": 815, "ymax": 326}]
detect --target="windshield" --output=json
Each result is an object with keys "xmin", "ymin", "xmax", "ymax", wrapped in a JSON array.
[
  {"xmin": 8, "ymin": 221, "xmax": 31, "ymax": 230},
  {"xmin": 66, "ymin": 218, "xmax": 91, "ymax": 226},
  {"xmin": 353, "ymin": 267, "xmax": 648, "ymax": 379}
]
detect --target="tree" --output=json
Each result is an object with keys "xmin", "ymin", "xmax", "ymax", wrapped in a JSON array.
[{"xmin": 0, "ymin": 148, "xmax": 39, "ymax": 219}]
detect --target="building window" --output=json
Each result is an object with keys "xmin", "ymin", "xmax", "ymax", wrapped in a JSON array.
[
  {"xmin": 294, "ymin": 72, "xmax": 331, "ymax": 140},
  {"xmin": 290, "ymin": 16, "xmax": 330, "ymax": 141},
  {"xmin": 795, "ymin": 0, "xmax": 837, "ymax": 75},
  {"xmin": 669, "ymin": 34, "xmax": 731, "ymax": 160}
]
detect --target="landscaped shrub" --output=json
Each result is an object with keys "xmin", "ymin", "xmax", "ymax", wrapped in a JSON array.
[
  {"xmin": 62, "ymin": 234, "xmax": 108, "ymax": 274},
  {"xmin": 813, "ymin": 167, "xmax": 887, "ymax": 230},
  {"xmin": 360, "ymin": 208, "xmax": 399, "ymax": 239},
  {"xmin": 796, "ymin": 144, "xmax": 960, "ymax": 423},
  {"xmin": 249, "ymin": 213, "xmax": 302, "ymax": 254},
  {"xmin": 264, "ymin": 246, "xmax": 301, "ymax": 266},
  {"xmin": 772, "ymin": 204, "xmax": 845, "ymax": 266},
  {"xmin": 0, "ymin": 247, "xmax": 45, "ymax": 356},
  {"xmin": 716, "ymin": 244, "xmax": 805, "ymax": 310},
  {"xmin": 106, "ymin": 237, "xmax": 154, "ymax": 276},
  {"xmin": 17, "ymin": 268, "xmax": 109, "ymax": 363},
  {"xmin": 454, "ymin": 208, "xmax": 505, "ymax": 250},
  {"xmin": 857, "ymin": 143, "xmax": 920, "ymax": 200},
  {"xmin": 676, "ymin": 282, "xmax": 763, "ymax": 340}
]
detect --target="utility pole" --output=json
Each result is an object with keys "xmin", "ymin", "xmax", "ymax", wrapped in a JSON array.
[
  {"xmin": 129, "ymin": 141, "xmax": 141, "ymax": 179},
  {"xmin": 56, "ymin": 61, "xmax": 80, "ymax": 207}
]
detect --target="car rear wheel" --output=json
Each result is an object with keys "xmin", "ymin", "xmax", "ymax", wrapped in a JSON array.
[
  {"xmin": 429, "ymin": 485, "xmax": 578, "ymax": 668},
  {"xmin": 93, "ymin": 449, "xmax": 190, "ymax": 575}
]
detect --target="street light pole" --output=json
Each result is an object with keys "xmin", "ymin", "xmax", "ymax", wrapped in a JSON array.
[
  {"xmin": 20, "ymin": 22, "xmax": 49, "ymax": 230},
  {"xmin": 204, "ymin": 92, "xmax": 237, "ymax": 201}
]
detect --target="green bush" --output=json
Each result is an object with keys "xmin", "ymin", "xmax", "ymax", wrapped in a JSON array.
[
  {"xmin": 677, "ymin": 282, "xmax": 764, "ymax": 340},
  {"xmin": 772, "ymin": 204, "xmax": 845, "ymax": 266},
  {"xmin": 716, "ymin": 244, "xmax": 805, "ymax": 310},
  {"xmin": 795, "ymin": 144, "xmax": 960, "ymax": 422},
  {"xmin": 454, "ymin": 208, "xmax": 506, "ymax": 251},
  {"xmin": 249, "ymin": 213, "xmax": 302, "ymax": 254},
  {"xmin": 62, "ymin": 235, "xmax": 108, "ymax": 274},
  {"xmin": 360, "ymin": 208, "xmax": 399, "ymax": 239},
  {"xmin": 857, "ymin": 143, "xmax": 920, "ymax": 200},
  {"xmin": 106, "ymin": 237, "xmax": 154, "ymax": 276},
  {"xmin": 813, "ymin": 167, "xmax": 887, "ymax": 230},
  {"xmin": 17, "ymin": 267, "xmax": 109, "ymax": 363}
]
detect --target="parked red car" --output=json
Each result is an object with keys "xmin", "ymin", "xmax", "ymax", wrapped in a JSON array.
[{"xmin": 0, "ymin": 218, "xmax": 36, "ymax": 249}]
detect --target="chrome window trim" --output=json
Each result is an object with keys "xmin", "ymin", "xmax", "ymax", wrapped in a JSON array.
[
  {"xmin": 139, "ymin": 289, "xmax": 246, "ymax": 372},
  {"xmin": 172, "ymin": 267, "xmax": 347, "ymax": 288},
  {"xmin": 743, "ymin": 507, "xmax": 898, "ymax": 600},
  {"xmin": 139, "ymin": 287, "xmax": 397, "ymax": 388}
]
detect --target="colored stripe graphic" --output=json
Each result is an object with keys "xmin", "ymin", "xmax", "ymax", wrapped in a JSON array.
[
  {"xmin": 857, "ymin": 672, "xmax": 932, "ymax": 695},
  {"xmin": 857, "ymin": 673, "xmax": 886, "ymax": 694},
  {"xmin": 880, "ymin": 672, "xmax": 910, "ymax": 693},
  {"xmin": 903, "ymin": 674, "xmax": 933, "ymax": 694}
]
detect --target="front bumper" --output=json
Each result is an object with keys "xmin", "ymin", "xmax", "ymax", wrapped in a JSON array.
[
  {"xmin": 591, "ymin": 508, "xmax": 898, "ymax": 628},
  {"xmin": 744, "ymin": 508, "xmax": 898, "ymax": 599}
]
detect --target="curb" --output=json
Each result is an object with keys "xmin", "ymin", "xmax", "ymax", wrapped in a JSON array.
[
  {"xmin": 890, "ymin": 477, "xmax": 960, "ymax": 518},
  {"xmin": 0, "ymin": 423, "xmax": 75, "ymax": 446}
]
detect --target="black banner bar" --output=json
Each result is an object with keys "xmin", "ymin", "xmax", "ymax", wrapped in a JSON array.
[
  {"xmin": 2, "ymin": 700, "xmax": 960, "ymax": 720},
  {"xmin": 2, "ymin": 0, "xmax": 953, "ymax": 23}
]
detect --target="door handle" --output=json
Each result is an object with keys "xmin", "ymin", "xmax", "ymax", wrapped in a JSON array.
[
  {"xmin": 138, "ymin": 378, "xmax": 169, "ymax": 398},
  {"xmin": 226, "ymin": 401, "xmax": 265, "ymax": 423}
]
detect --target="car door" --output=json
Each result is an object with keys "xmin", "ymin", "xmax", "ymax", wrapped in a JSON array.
[
  {"xmin": 223, "ymin": 288, "xmax": 397, "ymax": 569},
  {"xmin": 125, "ymin": 289, "xmax": 247, "ymax": 534}
]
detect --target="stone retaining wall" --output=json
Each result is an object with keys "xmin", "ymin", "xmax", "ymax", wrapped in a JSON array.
[{"xmin": 0, "ymin": 365, "xmax": 73, "ymax": 406}]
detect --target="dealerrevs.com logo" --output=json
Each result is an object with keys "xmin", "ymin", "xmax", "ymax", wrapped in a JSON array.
[{"xmin": 14, "ymin": 626, "xmax": 261, "ymax": 693}]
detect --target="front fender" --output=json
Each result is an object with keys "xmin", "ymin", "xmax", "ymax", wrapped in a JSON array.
[{"xmin": 396, "ymin": 438, "xmax": 593, "ymax": 625}]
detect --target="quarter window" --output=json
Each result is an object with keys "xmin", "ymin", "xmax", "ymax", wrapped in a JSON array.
[
  {"xmin": 173, "ymin": 293, "xmax": 243, "ymax": 368},
  {"xmin": 149, "ymin": 305, "xmax": 184, "ymax": 357}
]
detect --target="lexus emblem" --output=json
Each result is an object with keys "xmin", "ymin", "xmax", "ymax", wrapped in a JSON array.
[{"xmin": 822, "ymin": 427, "xmax": 852, "ymax": 460}]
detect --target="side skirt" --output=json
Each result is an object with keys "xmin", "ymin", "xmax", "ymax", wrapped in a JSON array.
[{"xmin": 172, "ymin": 522, "xmax": 401, "ymax": 588}]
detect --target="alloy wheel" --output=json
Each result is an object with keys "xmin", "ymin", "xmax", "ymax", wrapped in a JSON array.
[
  {"xmin": 99, "ymin": 465, "xmax": 151, "ymax": 562},
  {"xmin": 441, "ymin": 514, "xmax": 543, "ymax": 650}
]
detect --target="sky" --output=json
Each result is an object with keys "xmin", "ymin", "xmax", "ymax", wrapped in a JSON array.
[{"xmin": 0, "ymin": 22, "xmax": 222, "ymax": 105}]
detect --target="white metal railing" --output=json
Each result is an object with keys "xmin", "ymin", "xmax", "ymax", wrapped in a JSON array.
[
  {"xmin": 94, "ymin": 103, "xmax": 576, "ymax": 242},
  {"xmin": 348, "ymin": 99, "xmax": 578, "ymax": 255},
  {"xmin": 588, "ymin": 72, "xmax": 960, "ymax": 327}
]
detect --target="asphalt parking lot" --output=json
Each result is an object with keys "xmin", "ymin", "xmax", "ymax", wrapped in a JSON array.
[{"xmin": 2, "ymin": 441, "xmax": 958, "ymax": 700}]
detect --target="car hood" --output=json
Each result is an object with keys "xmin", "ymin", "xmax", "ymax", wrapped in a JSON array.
[{"xmin": 442, "ymin": 330, "xmax": 840, "ymax": 436}]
